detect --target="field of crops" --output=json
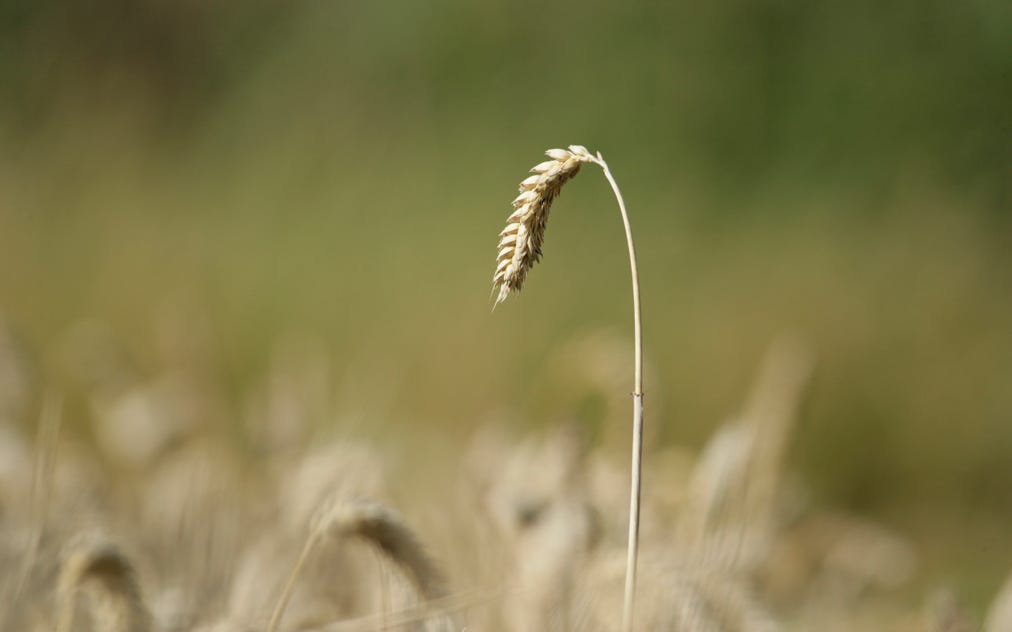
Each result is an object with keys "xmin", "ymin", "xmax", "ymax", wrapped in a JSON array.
[{"xmin": 1, "ymin": 3, "xmax": 1009, "ymax": 630}]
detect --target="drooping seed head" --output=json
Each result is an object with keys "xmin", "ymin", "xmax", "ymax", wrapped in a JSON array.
[
  {"xmin": 310, "ymin": 496, "xmax": 450, "ymax": 601},
  {"xmin": 492, "ymin": 145, "xmax": 597, "ymax": 305},
  {"xmin": 269, "ymin": 495, "xmax": 453, "ymax": 632},
  {"xmin": 56, "ymin": 532, "xmax": 152, "ymax": 632}
]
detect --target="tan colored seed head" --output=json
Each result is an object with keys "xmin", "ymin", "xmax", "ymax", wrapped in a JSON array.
[
  {"xmin": 492, "ymin": 145, "xmax": 597, "ymax": 305},
  {"xmin": 56, "ymin": 532, "xmax": 152, "ymax": 632}
]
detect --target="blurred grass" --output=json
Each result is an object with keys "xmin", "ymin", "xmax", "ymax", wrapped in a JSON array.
[{"xmin": 1, "ymin": 0, "xmax": 1010, "ymax": 605}]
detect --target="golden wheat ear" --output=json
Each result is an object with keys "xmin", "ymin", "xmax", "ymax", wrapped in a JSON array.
[
  {"xmin": 56, "ymin": 532, "xmax": 153, "ymax": 632},
  {"xmin": 492, "ymin": 145, "xmax": 596, "ymax": 305}
]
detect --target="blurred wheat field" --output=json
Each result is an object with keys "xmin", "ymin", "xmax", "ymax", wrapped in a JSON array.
[{"xmin": 1, "ymin": 1, "xmax": 1010, "ymax": 629}]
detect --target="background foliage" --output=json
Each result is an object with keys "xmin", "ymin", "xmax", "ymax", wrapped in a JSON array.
[{"xmin": 1, "ymin": 0, "xmax": 1009, "ymax": 605}]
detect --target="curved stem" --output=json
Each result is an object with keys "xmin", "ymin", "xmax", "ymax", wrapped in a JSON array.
[{"xmin": 593, "ymin": 152, "xmax": 644, "ymax": 632}]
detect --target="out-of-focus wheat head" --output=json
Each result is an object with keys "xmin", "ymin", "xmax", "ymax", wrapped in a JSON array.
[
  {"xmin": 309, "ymin": 496, "xmax": 450, "ymax": 603},
  {"xmin": 228, "ymin": 442, "xmax": 387, "ymax": 628},
  {"xmin": 574, "ymin": 550, "xmax": 779, "ymax": 632},
  {"xmin": 924, "ymin": 588, "xmax": 976, "ymax": 632},
  {"xmin": 679, "ymin": 336, "xmax": 814, "ymax": 572},
  {"xmin": 56, "ymin": 532, "xmax": 152, "ymax": 632},
  {"xmin": 268, "ymin": 495, "xmax": 453, "ymax": 632},
  {"xmin": 492, "ymin": 145, "xmax": 596, "ymax": 305},
  {"xmin": 474, "ymin": 426, "xmax": 598, "ymax": 632}
]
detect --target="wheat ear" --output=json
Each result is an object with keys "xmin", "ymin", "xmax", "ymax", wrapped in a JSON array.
[
  {"xmin": 56, "ymin": 533, "xmax": 153, "ymax": 632},
  {"xmin": 491, "ymin": 145, "xmax": 644, "ymax": 632},
  {"xmin": 268, "ymin": 496, "xmax": 451, "ymax": 632},
  {"xmin": 492, "ymin": 146, "xmax": 594, "ymax": 305}
]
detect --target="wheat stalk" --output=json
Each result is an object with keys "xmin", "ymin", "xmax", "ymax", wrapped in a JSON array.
[
  {"xmin": 13, "ymin": 391, "xmax": 61, "ymax": 600},
  {"xmin": 491, "ymin": 145, "xmax": 645, "ymax": 632}
]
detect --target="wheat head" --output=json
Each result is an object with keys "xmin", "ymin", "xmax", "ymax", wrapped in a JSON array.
[
  {"xmin": 492, "ymin": 145, "xmax": 597, "ymax": 305},
  {"xmin": 56, "ymin": 532, "xmax": 152, "ymax": 632},
  {"xmin": 309, "ymin": 496, "xmax": 449, "ymax": 602},
  {"xmin": 490, "ymin": 144, "xmax": 647, "ymax": 632},
  {"xmin": 268, "ymin": 496, "xmax": 451, "ymax": 632}
]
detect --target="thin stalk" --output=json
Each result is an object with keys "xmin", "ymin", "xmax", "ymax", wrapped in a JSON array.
[
  {"xmin": 268, "ymin": 533, "xmax": 319, "ymax": 632},
  {"xmin": 491, "ymin": 145, "xmax": 646, "ymax": 630},
  {"xmin": 592, "ymin": 152, "xmax": 643, "ymax": 632},
  {"xmin": 15, "ymin": 393, "xmax": 61, "ymax": 601}
]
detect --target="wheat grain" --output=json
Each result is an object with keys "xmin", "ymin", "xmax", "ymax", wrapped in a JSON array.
[{"xmin": 492, "ymin": 145, "xmax": 596, "ymax": 305}]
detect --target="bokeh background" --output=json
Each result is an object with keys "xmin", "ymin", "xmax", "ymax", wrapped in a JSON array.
[{"xmin": 1, "ymin": 0, "xmax": 1010, "ymax": 613}]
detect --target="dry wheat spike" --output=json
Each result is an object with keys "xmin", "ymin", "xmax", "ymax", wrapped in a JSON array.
[
  {"xmin": 268, "ymin": 496, "xmax": 452, "ymax": 632},
  {"xmin": 492, "ymin": 145, "xmax": 597, "ymax": 305}
]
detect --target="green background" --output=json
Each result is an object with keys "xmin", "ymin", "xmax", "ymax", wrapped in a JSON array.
[{"xmin": 1, "ymin": 0, "xmax": 1010, "ymax": 606}]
